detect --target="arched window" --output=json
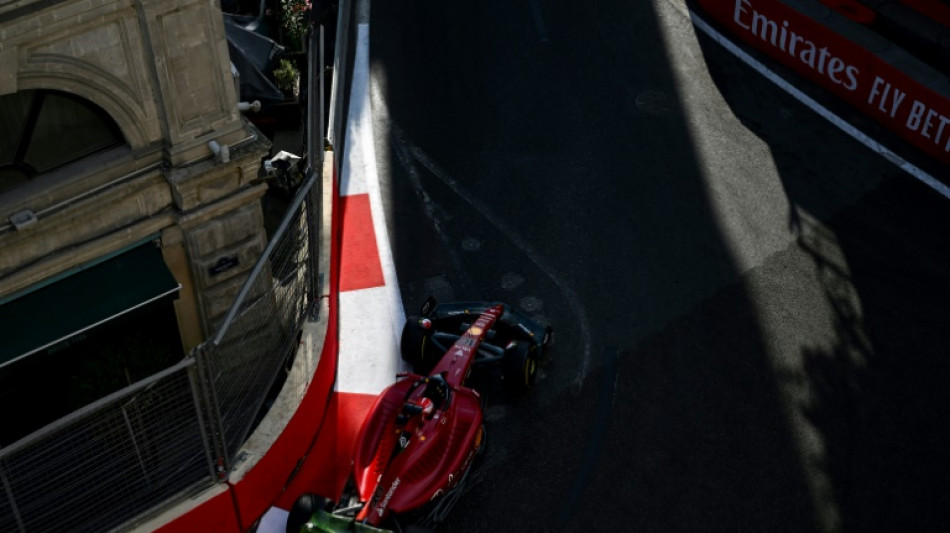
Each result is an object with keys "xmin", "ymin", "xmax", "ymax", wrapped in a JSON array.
[{"xmin": 0, "ymin": 89, "xmax": 125, "ymax": 195}]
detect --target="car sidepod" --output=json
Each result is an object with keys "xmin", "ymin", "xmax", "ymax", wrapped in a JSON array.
[{"xmin": 351, "ymin": 381, "xmax": 483, "ymax": 526}]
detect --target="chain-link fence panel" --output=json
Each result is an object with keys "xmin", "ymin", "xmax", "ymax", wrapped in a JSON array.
[
  {"xmin": 204, "ymin": 174, "xmax": 320, "ymax": 464},
  {"xmin": 0, "ymin": 361, "xmax": 214, "ymax": 532}
]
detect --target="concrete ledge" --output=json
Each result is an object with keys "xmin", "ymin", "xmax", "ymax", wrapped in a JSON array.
[{"xmin": 131, "ymin": 482, "xmax": 239, "ymax": 533}]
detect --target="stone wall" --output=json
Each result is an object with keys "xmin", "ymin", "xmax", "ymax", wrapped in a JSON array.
[{"xmin": 0, "ymin": 0, "xmax": 274, "ymax": 350}]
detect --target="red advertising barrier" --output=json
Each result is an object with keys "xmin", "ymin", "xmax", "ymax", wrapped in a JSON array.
[{"xmin": 696, "ymin": 0, "xmax": 950, "ymax": 166}]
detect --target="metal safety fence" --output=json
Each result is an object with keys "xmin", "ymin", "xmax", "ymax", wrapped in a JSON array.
[
  {"xmin": 0, "ymin": 18, "xmax": 333, "ymax": 533},
  {"xmin": 0, "ymin": 168, "xmax": 321, "ymax": 531},
  {"xmin": 201, "ymin": 163, "xmax": 323, "ymax": 470},
  {"xmin": 0, "ymin": 361, "xmax": 213, "ymax": 532}
]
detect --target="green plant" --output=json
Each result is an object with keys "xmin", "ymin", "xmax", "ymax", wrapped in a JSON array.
[
  {"xmin": 280, "ymin": 0, "xmax": 310, "ymax": 51},
  {"xmin": 273, "ymin": 59, "xmax": 300, "ymax": 93}
]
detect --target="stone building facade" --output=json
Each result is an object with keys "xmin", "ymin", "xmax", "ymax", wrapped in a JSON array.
[{"xmin": 0, "ymin": 0, "xmax": 272, "ymax": 372}]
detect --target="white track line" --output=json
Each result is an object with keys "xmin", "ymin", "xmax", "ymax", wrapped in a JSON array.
[
  {"xmin": 353, "ymin": 23, "xmax": 407, "ymax": 345},
  {"xmin": 690, "ymin": 10, "xmax": 950, "ymax": 200},
  {"xmin": 336, "ymin": 23, "xmax": 408, "ymax": 395}
]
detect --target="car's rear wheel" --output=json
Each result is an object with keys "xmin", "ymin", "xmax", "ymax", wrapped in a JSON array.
[
  {"xmin": 502, "ymin": 341, "xmax": 538, "ymax": 393},
  {"xmin": 286, "ymin": 493, "xmax": 331, "ymax": 533},
  {"xmin": 474, "ymin": 423, "xmax": 487, "ymax": 465}
]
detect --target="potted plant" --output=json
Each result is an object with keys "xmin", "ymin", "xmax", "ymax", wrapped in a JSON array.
[
  {"xmin": 279, "ymin": 0, "xmax": 310, "ymax": 52},
  {"xmin": 273, "ymin": 58, "xmax": 300, "ymax": 100}
]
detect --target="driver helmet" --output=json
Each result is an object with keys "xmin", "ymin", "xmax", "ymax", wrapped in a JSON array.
[{"xmin": 418, "ymin": 396, "xmax": 434, "ymax": 416}]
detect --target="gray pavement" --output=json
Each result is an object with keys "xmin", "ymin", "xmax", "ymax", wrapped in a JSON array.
[{"xmin": 367, "ymin": 0, "xmax": 950, "ymax": 531}]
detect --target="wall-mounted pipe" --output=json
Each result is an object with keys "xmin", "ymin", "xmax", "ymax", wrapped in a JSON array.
[
  {"xmin": 237, "ymin": 101, "xmax": 261, "ymax": 113},
  {"xmin": 208, "ymin": 140, "xmax": 230, "ymax": 163}
]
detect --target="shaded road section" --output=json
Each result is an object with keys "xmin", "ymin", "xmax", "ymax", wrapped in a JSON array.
[{"xmin": 367, "ymin": 0, "xmax": 950, "ymax": 531}]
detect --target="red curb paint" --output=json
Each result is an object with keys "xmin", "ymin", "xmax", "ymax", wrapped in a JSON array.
[{"xmin": 339, "ymin": 193, "xmax": 386, "ymax": 292}]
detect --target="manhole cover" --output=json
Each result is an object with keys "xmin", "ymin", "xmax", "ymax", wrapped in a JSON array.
[
  {"xmin": 635, "ymin": 90, "xmax": 672, "ymax": 115},
  {"xmin": 501, "ymin": 272, "xmax": 525, "ymax": 290},
  {"xmin": 519, "ymin": 296, "xmax": 543, "ymax": 312},
  {"xmin": 461, "ymin": 237, "xmax": 482, "ymax": 251}
]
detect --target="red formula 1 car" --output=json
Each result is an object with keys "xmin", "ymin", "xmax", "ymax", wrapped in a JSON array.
[{"xmin": 287, "ymin": 300, "xmax": 552, "ymax": 533}]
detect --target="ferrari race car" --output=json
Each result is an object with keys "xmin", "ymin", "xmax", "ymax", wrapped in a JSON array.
[{"xmin": 286, "ymin": 300, "xmax": 552, "ymax": 533}]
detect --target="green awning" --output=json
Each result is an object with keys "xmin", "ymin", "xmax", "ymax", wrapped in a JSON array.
[{"xmin": 0, "ymin": 240, "xmax": 181, "ymax": 368}]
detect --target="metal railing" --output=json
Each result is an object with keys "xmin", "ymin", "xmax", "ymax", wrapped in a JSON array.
[
  {"xmin": 0, "ymin": 360, "xmax": 212, "ymax": 531},
  {"xmin": 0, "ymin": 18, "xmax": 333, "ymax": 533},
  {"xmin": 204, "ymin": 163, "xmax": 322, "ymax": 468}
]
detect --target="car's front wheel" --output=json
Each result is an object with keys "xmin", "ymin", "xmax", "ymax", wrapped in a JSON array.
[
  {"xmin": 502, "ymin": 341, "xmax": 538, "ymax": 393},
  {"xmin": 400, "ymin": 317, "xmax": 441, "ymax": 374}
]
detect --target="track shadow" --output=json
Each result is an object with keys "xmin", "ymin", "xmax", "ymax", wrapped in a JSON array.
[
  {"xmin": 369, "ymin": 1, "xmax": 826, "ymax": 531},
  {"xmin": 797, "ymin": 181, "xmax": 950, "ymax": 532},
  {"xmin": 693, "ymin": 10, "xmax": 950, "ymax": 532}
]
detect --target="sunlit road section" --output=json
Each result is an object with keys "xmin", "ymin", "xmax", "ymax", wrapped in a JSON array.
[{"xmin": 367, "ymin": 0, "xmax": 950, "ymax": 531}]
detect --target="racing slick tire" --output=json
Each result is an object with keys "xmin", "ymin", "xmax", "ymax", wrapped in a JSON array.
[
  {"xmin": 400, "ymin": 316, "xmax": 440, "ymax": 374},
  {"xmin": 473, "ymin": 423, "xmax": 488, "ymax": 468},
  {"xmin": 286, "ymin": 493, "xmax": 331, "ymax": 533},
  {"xmin": 502, "ymin": 341, "xmax": 538, "ymax": 393}
]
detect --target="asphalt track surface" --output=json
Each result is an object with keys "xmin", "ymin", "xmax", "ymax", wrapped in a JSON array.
[{"xmin": 365, "ymin": 1, "xmax": 950, "ymax": 531}]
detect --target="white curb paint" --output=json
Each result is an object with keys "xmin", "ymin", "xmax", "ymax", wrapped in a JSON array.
[{"xmin": 336, "ymin": 23, "xmax": 408, "ymax": 395}]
